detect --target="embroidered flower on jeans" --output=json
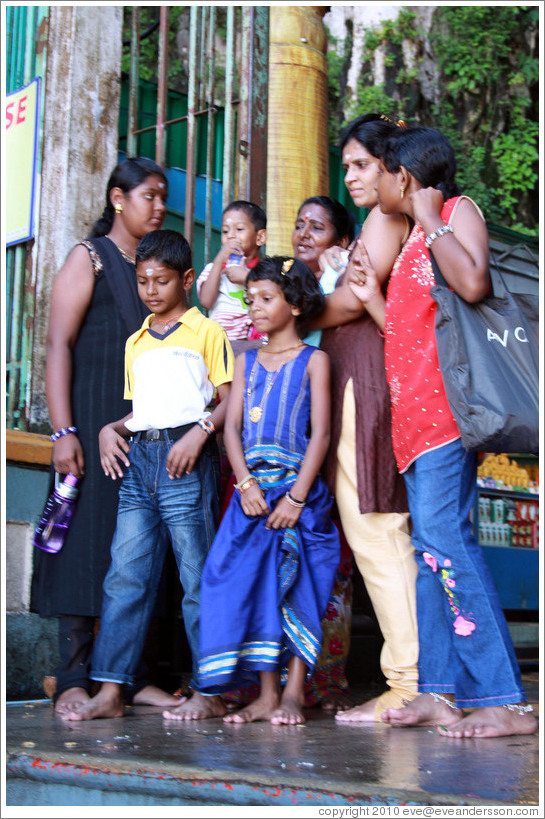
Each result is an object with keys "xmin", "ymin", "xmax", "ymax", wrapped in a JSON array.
[
  {"xmin": 423, "ymin": 551, "xmax": 438, "ymax": 572},
  {"xmin": 453, "ymin": 615, "xmax": 476, "ymax": 636},
  {"xmin": 446, "ymin": 577, "xmax": 456, "ymax": 588}
]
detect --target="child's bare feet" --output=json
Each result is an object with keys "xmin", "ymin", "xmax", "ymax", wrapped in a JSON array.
[
  {"xmin": 61, "ymin": 686, "xmax": 124, "ymax": 721},
  {"xmin": 224, "ymin": 691, "xmax": 280, "ymax": 724},
  {"xmin": 162, "ymin": 692, "xmax": 226, "ymax": 721},
  {"xmin": 437, "ymin": 705, "xmax": 537, "ymax": 739},
  {"xmin": 54, "ymin": 687, "xmax": 91, "ymax": 715},
  {"xmin": 381, "ymin": 693, "xmax": 461, "ymax": 728},
  {"xmin": 132, "ymin": 684, "xmax": 183, "ymax": 707},
  {"xmin": 271, "ymin": 694, "xmax": 306, "ymax": 725}
]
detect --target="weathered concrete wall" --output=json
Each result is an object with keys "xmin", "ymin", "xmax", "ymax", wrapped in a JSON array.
[
  {"xmin": 30, "ymin": 5, "xmax": 124, "ymax": 430},
  {"xmin": 9, "ymin": 6, "xmax": 123, "ymax": 700}
]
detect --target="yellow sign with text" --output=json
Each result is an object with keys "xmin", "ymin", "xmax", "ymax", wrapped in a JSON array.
[{"xmin": 6, "ymin": 78, "xmax": 40, "ymax": 245}]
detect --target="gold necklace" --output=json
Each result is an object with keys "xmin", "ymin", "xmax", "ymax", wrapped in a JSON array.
[
  {"xmin": 246, "ymin": 342, "xmax": 304, "ymax": 423},
  {"xmin": 259, "ymin": 340, "xmax": 304, "ymax": 355},
  {"xmin": 246, "ymin": 358, "xmax": 283, "ymax": 423},
  {"xmin": 107, "ymin": 235, "xmax": 136, "ymax": 264}
]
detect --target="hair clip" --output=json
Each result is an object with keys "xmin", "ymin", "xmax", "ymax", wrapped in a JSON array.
[
  {"xmin": 380, "ymin": 114, "xmax": 407, "ymax": 129},
  {"xmin": 281, "ymin": 259, "xmax": 295, "ymax": 276}
]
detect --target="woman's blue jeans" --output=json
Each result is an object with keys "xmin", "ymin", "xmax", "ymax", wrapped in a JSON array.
[
  {"xmin": 90, "ymin": 433, "xmax": 220, "ymax": 691},
  {"xmin": 403, "ymin": 439, "xmax": 526, "ymax": 709}
]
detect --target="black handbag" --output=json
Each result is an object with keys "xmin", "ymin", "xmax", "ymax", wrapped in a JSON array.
[{"xmin": 429, "ymin": 250, "xmax": 539, "ymax": 454}]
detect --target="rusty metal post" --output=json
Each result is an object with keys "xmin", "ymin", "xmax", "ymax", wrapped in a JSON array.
[
  {"xmin": 204, "ymin": 6, "xmax": 216, "ymax": 263},
  {"xmin": 236, "ymin": 8, "xmax": 268, "ymax": 213},
  {"xmin": 185, "ymin": 6, "xmax": 199, "ymax": 247},
  {"xmin": 199, "ymin": 9, "xmax": 207, "ymax": 109},
  {"xmin": 222, "ymin": 6, "xmax": 236, "ymax": 210},
  {"xmin": 155, "ymin": 6, "xmax": 169, "ymax": 167},
  {"xmin": 127, "ymin": 7, "xmax": 140, "ymax": 158}
]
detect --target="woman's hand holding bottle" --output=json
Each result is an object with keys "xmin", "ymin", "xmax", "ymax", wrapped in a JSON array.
[{"xmin": 52, "ymin": 434, "xmax": 85, "ymax": 480}]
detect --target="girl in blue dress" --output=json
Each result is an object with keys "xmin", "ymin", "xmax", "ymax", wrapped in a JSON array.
[{"xmin": 196, "ymin": 256, "xmax": 340, "ymax": 725}]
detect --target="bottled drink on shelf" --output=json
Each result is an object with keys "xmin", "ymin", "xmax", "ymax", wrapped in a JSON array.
[{"xmin": 33, "ymin": 473, "xmax": 79, "ymax": 554}]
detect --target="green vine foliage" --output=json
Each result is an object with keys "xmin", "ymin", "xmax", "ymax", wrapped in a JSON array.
[{"xmin": 327, "ymin": 6, "xmax": 539, "ymax": 235}]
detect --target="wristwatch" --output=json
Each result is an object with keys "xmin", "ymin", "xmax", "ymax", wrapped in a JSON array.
[{"xmin": 197, "ymin": 417, "xmax": 215, "ymax": 435}]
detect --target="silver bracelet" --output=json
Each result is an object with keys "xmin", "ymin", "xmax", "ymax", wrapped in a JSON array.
[
  {"xmin": 425, "ymin": 224, "xmax": 453, "ymax": 248},
  {"xmin": 285, "ymin": 491, "xmax": 306, "ymax": 509}
]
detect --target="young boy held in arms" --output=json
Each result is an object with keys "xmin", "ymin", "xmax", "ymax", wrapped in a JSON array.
[{"xmin": 197, "ymin": 200, "xmax": 267, "ymax": 343}]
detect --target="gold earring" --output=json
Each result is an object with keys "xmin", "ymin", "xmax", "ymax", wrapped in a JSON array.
[
  {"xmin": 114, "ymin": 203, "xmax": 123, "ymax": 214},
  {"xmin": 400, "ymin": 185, "xmax": 405, "ymax": 199}
]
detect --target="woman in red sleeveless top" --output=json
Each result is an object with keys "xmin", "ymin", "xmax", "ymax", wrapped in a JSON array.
[{"xmin": 347, "ymin": 125, "xmax": 536, "ymax": 739}]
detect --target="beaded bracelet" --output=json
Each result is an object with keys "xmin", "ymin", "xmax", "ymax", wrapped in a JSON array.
[
  {"xmin": 425, "ymin": 224, "xmax": 453, "ymax": 248},
  {"xmin": 50, "ymin": 426, "xmax": 78, "ymax": 442},
  {"xmin": 285, "ymin": 490, "xmax": 306, "ymax": 509}
]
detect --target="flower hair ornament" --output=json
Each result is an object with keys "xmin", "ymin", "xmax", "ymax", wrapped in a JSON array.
[
  {"xmin": 380, "ymin": 114, "xmax": 407, "ymax": 129},
  {"xmin": 281, "ymin": 258, "xmax": 295, "ymax": 276}
]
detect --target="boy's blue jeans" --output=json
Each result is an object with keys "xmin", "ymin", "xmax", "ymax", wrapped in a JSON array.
[
  {"xmin": 403, "ymin": 438, "xmax": 525, "ymax": 709},
  {"xmin": 90, "ymin": 430, "xmax": 220, "ymax": 691}
]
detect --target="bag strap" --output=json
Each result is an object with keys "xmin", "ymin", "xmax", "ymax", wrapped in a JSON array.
[{"xmin": 429, "ymin": 248, "xmax": 496, "ymax": 299}]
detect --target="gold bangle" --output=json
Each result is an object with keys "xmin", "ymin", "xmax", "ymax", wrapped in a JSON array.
[
  {"xmin": 234, "ymin": 473, "xmax": 253, "ymax": 489},
  {"xmin": 236, "ymin": 476, "xmax": 257, "ymax": 494}
]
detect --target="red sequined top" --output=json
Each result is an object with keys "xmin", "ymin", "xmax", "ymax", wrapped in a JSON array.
[{"xmin": 384, "ymin": 197, "xmax": 463, "ymax": 472}]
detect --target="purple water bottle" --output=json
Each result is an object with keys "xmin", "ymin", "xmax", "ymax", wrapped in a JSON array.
[{"xmin": 33, "ymin": 473, "xmax": 79, "ymax": 554}]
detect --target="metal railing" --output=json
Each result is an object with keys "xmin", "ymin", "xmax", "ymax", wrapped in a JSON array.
[{"xmin": 124, "ymin": 6, "xmax": 268, "ymax": 264}]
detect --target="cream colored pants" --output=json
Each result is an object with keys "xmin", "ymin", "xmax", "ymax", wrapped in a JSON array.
[{"xmin": 335, "ymin": 379, "xmax": 419, "ymax": 701}]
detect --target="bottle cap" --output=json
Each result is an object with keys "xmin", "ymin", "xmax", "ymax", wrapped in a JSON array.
[{"xmin": 55, "ymin": 473, "xmax": 79, "ymax": 500}]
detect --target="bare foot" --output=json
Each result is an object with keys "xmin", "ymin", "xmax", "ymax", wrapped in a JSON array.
[
  {"xmin": 335, "ymin": 697, "xmax": 378, "ymax": 723},
  {"xmin": 224, "ymin": 691, "xmax": 281, "ymax": 724},
  {"xmin": 162, "ymin": 692, "xmax": 226, "ymax": 721},
  {"xmin": 61, "ymin": 688, "xmax": 124, "ymax": 721},
  {"xmin": 437, "ymin": 705, "xmax": 538, "ymax": 739},
  {"xmin": 271, "ymin": 695, "xmax": 306, "ymax": 725},
  {"xmin": 132, "ymin": 684, "xmax": 182, "ymax": 707},
  {"xmin": 320, "ymin": 690, "xmax": 352, "ymax": 714},
  {"xmin": 335, "ymin": 689, "xmax": 417, "ymax": 724},
  {"xmin": 381, "ymin": 693, "xmax": 462, "ymax": 728},
  {"xmin": 54, "ymin": 687, "xmax": 91, "ymax": 715}
]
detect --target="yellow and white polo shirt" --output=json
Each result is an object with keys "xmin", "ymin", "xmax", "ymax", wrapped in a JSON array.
[{"xmin": 124, "ymin": 307, "xmax": 234, "ymax": 433}]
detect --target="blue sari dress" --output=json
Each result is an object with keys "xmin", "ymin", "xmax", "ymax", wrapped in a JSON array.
[{"xmin": 198, "ymin": 346, "xmax": 340, "ymax": 692}]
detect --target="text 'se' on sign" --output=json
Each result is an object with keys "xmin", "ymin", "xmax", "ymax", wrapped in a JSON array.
[{"xmin": 6, "ymin": 77, "xmax": 41, "ymax": 246}]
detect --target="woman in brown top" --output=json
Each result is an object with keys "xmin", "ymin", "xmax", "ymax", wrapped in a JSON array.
[{"xmin": 315, "ymin": 114, "xmax": 419, "ymax": 722}]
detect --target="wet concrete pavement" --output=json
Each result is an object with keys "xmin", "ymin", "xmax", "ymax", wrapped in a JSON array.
[{"xmin": 4, "ymin": 673, "xmax": 540, "ymax": 810}]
